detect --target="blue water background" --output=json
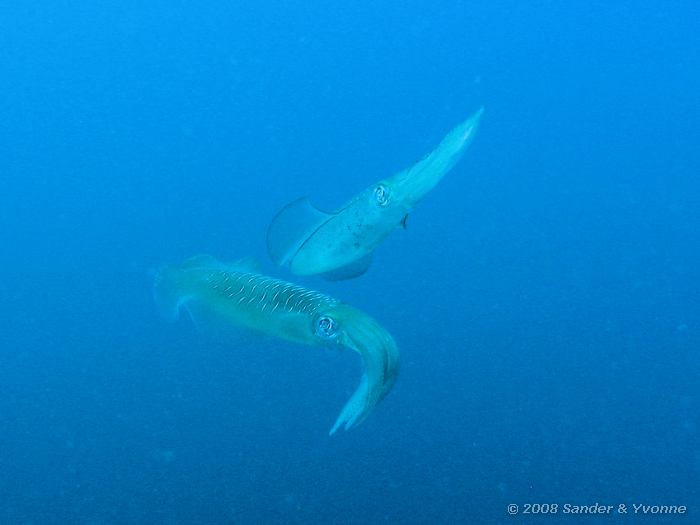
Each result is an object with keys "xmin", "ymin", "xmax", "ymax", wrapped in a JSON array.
[{"xmin": 1, "ymin": 1, "xmax": 698, "ymax": 523}]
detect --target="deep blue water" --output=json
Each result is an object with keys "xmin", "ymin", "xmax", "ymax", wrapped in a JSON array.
[{"xmin": 1, "ymin": 1, "xmax": 699, "ymax": 523}]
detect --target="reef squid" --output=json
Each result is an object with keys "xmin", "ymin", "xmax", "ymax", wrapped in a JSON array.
[
  {"xmin": 267, "ymin": 107, "xmax": 484, "ymax": 280},
  {"xmin": 153, "ymin": 255, "xmax": 399, "ymax": 434}
]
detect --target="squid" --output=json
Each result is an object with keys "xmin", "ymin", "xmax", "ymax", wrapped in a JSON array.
[
  {"xmin": 153, "ymin": 255, "xmax": 399, "ymax": 434},
  {"xmin": 267, "ymin": 107, "xmax": 484, "ymax": 280}
]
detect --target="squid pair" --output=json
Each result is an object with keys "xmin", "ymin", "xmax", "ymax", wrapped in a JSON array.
[{"xmin": 154, "ymin": 108, "xmax": 483, "ymax": 433}]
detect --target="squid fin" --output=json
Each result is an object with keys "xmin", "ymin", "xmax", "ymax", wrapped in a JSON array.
[
  {"xmin": 226, "ymin": 257, "xmax": 263, "ymax": 274},
  {"xmin": 153, "ymin": 266, "xmax": 191, "ymax": 322},
  {"xmin": 320, "ymin": 253, "xmax": 374, "ymax": 281},
  {"xmin": 267, "ymin": 197, "xmax": 334, "ymax": 267},
  {"xmin": 181, "ymin": 254, "xmax": 221, "ymax": 269},
  {"xmin": 181, "ymin": 254, "xmax": 262, "ymax": 274},
  {"xmin": 181, "ymin": 300, "xmax": 264, "ymax": 344}
]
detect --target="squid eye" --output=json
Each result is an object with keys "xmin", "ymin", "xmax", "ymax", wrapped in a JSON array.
[
  {"xmin": 315, "ymin": 315, "xmax": 338, "ymax": 339},
  {"xmin": 374, "ymin": 184, "xmax": 390, "ymax": 207}
]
